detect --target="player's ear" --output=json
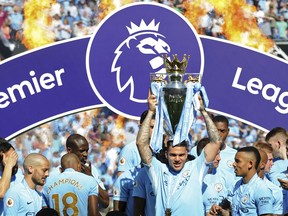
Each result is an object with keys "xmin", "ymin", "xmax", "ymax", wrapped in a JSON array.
[
  {"xmin": 67, "ymin": 147, "xmax": 72, "ymax": 153},
  {"xmin": 27, "ymin": 165, "xmax": 33, "ymax": 174}
]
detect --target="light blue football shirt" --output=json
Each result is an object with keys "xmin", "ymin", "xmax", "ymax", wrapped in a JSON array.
[
  {"xmin": 146, "ymin": 151, "xmax": 210, "ymax": 216},
  {"xmin": 113, "ymin": 166, "xmax": 141, "ymax": 216},
  {"xmin": 49, "ymin": 164, "xmax": 105, "ymax": 190},
  {"xmin": 132, "ymin": 167, "xmax": 156, "ymax": 216},
  {"xmin": 202, "ymin": 168, "xmax": 235, "ymax": 213},
  {"xmin": 42, "ymin": 168, "xmax": 98, "ymax": 216},
  {"xmin": 4, "ymin": 178, "xmax": 42, "ymax": 216},
  {"xmin": 229, "ymin": 173, "xmax": 274, "ymax": 215},
  {"xmin": 263, "ymin": 176, "xmax": 283, "ymax": 214},
  {"xmin": 117, "ymin": 141, "xmax": 141, "ymax": 173},
  {"xmin": 0, "ymin": 168, "xmax": 24, "ymax": 216},
  {"xmin": 218, "ymin": 145, "xmax": 237, "ymax": 177},
  {"xmin": 267, "ymin": 158, "xmax": 288, "ymax": 214}
]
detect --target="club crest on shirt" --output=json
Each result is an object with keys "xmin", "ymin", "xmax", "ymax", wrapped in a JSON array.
[
  {"xmin": 182, "ymin": 170, "xmax": 190, "ymax": 178},
  {"xmin": 214, "ymin": 183, "xmax": 223, "ymax": 192},
  {"xmin": 6, "ymin": 198, "xmax": 14, "ymax": 207},
  {"xmin": 119, "ymin": 157, "xmax": 126, "ymax": 165},
  {"xmin": 226, "ymin": 160, "xmax": 234, "ymax": 168},
  {"xmin": 241, "ymin": 195, "xmax": 248, "ymax": 203},
  {"xmin": 133, "ymin": 180, "xmax": 138, "ymax": 187}
]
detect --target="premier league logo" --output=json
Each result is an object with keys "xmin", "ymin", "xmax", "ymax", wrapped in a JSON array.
[{"xmin": 86, "ymin": 2, "xmax": 204, "ymax": 119}]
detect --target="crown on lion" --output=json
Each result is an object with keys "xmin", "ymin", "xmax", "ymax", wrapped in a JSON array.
[
  {"xmin": 126, "ymin": 19, "xmax": 160, "ymax": 35},
  {"xmin": 163, "ymin": 54, "xmax": 190, "ymax": 73}
]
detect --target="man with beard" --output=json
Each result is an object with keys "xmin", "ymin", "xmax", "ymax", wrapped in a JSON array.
[
  {"xmin": 0, "ymin": 138, "xmax": 23, "ymax": 216},
  {"xmin": 210, "ymin": 147, "xmax": 274, "ymax": 216},
  {"xmin": 137, "ymin": 92, "xmax": 221, "ymax": 215},
  {"xmin": 4, "ymin": 153, "xmax": 50, "ymax": 215}
]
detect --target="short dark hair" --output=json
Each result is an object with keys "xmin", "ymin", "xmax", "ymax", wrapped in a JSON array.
[
  {"xmin": 265, "ymin": 127, "xmax": 287, "ymax": 142},
  {"xmin": 36, "ymin": 208, "xmax": 59, "ymax": 216},
  {"xmin": 66, "ymin": 134, "xmax": 86, "ymax": 148},
  {"xmin": 196, "ymin": 137, "xmax": 210, "ymax": 156},
  {"xmin": 0, "ymin": 139, "xmax": 14, "ymax": 163},
  {"xmin": 212, "ymin": 115, "xmax": 229, "ymax": 126},
  {"xmin": 237, "ymin": 146, "xmax": 261, "ymax": 169},
  {"xmin": 140, "ymin": 110, "xmax": 155, "ymax": 125},
  {"xmin": 167, "ymin": 140, "xmax": 189, "ymax": 151}
]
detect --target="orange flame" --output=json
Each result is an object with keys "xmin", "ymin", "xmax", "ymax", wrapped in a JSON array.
[
  {"xmin": 22, "ymin": 0, "xmax": 55, "ymax": 49},
  {"xmin": 98, "ymin": 0, "xmax": 116, "ymax": 22},
  {"xmin": 184, "ymin": 0, "xmax": 274, "ymax": 52},
  {"xmin": 98, "ymin": 0, "xmax": 134, "ymax": 22},
  {"xmin": 184, "ymin": 0, "xmax": 210, "ymax": 34}
]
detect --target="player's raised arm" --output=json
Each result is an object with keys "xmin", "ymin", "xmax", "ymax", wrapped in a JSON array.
[
  {"xmin": 136, "ymin": 91, "xmax": 156, "ymax": 165},
  {"xmin": 198, "ymin": 95, "xmax": 221, "ymax": 162}
]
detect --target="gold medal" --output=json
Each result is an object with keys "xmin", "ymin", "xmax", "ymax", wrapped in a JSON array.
[{"xmin": 165, "ymin": 208, "xmax": 172, "ymax": 216}]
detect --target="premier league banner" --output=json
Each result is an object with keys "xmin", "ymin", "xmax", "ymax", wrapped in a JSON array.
[{"xmin": 0, "ymin": 3, "xmax": 287, "ymax": 140}]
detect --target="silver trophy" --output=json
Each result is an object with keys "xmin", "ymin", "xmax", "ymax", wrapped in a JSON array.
[{"xmin": 150, "ymin": 54, "xmax": 201, "ymax": 145}]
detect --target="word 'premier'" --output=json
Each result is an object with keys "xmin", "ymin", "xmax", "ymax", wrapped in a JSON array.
[
  {"xmin": 232, "ymin": 67, "xmax": 288, "ymax": 114},
  {"xmin": 0, "ymin": 68, "xmax": 65, "ymax": 108}
]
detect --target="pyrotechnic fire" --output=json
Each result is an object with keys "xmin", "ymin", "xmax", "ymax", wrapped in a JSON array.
[
  {"xmin": 184, "ymin": 0, "xmax": 274, "ymax": 52},
  {"xmin": 98, "ymin": 0, "xmax": 134, "ymax": 22},
  {"xmin": 98, "ymin": 0, "xmax": 116, "ymax": 21},
  {"xmin": 184, "ymin": 0, "xmax": 211, "ymax": 34},
  {"xmin": 22, "ymin": 0, "xmax": 55, "ymax": 49}
]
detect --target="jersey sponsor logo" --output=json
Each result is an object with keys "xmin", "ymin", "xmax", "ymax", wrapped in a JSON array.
[
  {"xmin": 86, "ymin": 3, "xmax": 203, "ymax": 118},
  {"xmin": 6, "ymin": 198, "xmax": 14, "ymax": 207}
]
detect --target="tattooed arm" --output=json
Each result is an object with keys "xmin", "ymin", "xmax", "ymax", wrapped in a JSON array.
[
  {"xmin": 198, "ymin": 95, "xmax": 221, "ymax": 162},
  {"xmin": 136, "ymin": 91, "xmax": 157, "ymax": 165}
]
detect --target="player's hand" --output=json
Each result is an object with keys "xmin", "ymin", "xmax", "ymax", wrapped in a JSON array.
[
  {"xmin": 148, "ymin": 90, "xmax": 157, "ymax": 113},
  {"xmin": 81, "ymin": 161, "xmax": 93, "ymax": 177},
  {"xmin": 278, "ymin": 178, "xmax": 288, "ymax": 190},
  {"xmin": 198, "ymin": 94, "xmax": 205, "ymax": 112},
  {"xmin": 209, "ymin": 204, "xmax": 223, "ymax": 215},
  {"xmin": 2, "ymin": 150, "xmax": 18, "ymax": 169}
]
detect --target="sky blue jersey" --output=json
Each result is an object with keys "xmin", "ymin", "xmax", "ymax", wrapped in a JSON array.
[
  {"xmin": 4, "ymin": 179, "xmax": 42, "ymax": 216},
  {"xmin": 0, "ymin": 168, "xmax": 24, "ymax": 216},
  {"xmin": 42, "ymin": 168, "xmax": 98, "ymax": 216},
  {"xmin": 228, "ymin": 173, "xmax": 274, "ymax": 216},
  {"xmin": 113, "ymin": 166, "xmax": 140, "ymax": 216},
  {"xmin": 117, "ymin": 141, "xmax": 141, "ymax": 173},
  {"xmin": 202, "ymin": 168, "xmax": 235, "ymax": 213},
  {"xmin": 146, "ymin": 151, "xmax": 210, "ymax": 216},
  {"xmin": 132, "ymin": 167, "xmax": 156, "ymax": 216}
]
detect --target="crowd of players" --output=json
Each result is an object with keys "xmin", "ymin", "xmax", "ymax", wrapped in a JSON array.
[{"xmin": 0, "ymin": 93, "xmax": 287, "ymax": 215}]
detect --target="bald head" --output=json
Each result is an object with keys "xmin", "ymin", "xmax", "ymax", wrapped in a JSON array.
[
  {"xmin": 23, "ymin": 153, "xmax": 49, "ymax": 173},
  {"xmin": 61, "ymin": 153, "xmax": 81, "ymax": 172}
]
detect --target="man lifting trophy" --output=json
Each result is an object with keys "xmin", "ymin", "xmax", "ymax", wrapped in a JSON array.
[{"xmin": 150, "ymin": 54, "xmax": 209, "ymax": 152}]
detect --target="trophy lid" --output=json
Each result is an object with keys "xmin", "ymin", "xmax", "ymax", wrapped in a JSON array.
[{"xmin": 163, "ymin": 54, "xmax": 190, "ymax": 73}]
